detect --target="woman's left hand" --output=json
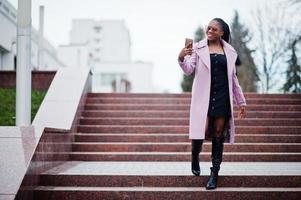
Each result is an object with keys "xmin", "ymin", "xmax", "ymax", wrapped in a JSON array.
[{"xmin": 238, "ymin": 105, "xmax": 246, "ymax": 119}]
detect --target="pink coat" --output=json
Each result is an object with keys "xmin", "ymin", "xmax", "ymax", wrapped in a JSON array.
[{"xmin": 178, "ymin": 39, "xmax": 246, "ymax": 144}]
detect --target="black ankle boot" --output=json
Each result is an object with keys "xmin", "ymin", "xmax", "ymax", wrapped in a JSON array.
[
  {"xmin": 206, "ymin": 137, "xmax": 224, "ymax": 189},
  {"xmin": 191, "ymin": 139, "xmax": 203, "ymax": 176},
  {"xmin": 206, "ymin": 166, "xmax": 219, "ymax": 189}
]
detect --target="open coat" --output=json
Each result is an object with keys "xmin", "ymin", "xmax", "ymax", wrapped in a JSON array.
[{"xmin": 178, "ymin": 39, "xmax": 247, "ymax": 144}]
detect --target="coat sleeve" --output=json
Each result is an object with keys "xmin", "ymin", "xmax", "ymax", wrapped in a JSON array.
[
  {"xmin": 232, "ymin": 66, "xmax": 247, "ymax": 106},
  {"xmin": 178, "ymin": 49, "xmax": 197, "ymax": 76}
]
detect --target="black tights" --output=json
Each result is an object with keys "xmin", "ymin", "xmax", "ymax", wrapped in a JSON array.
[
  {"xmin": 191, "ymin": 117, "xmax": 226, "ymax": 157},
  {"xmin": 207, "ymin": 116, "xmax": 227, "ymax": 138},
  {"xmin": 191, "ymin": 116, "xmax": 227, "ymax": 145}
]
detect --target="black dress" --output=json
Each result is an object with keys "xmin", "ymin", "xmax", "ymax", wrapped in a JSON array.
[{"xmin": 207, "ymin": 53, "xmax": 231, "ymax": 118}]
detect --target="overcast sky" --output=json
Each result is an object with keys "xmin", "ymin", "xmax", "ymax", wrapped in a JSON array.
[{"xmin": 9, "ymin": 0, "xmax": 278, "ymax": 93}]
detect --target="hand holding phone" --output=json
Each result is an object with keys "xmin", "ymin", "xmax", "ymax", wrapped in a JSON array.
[
  {"xmin": 185, "ymin": 38, "xmax": 193, "ymax": 49},
  {"xmin": 178, "ymin": 38, "xmax": 193, "ymax": 62}
]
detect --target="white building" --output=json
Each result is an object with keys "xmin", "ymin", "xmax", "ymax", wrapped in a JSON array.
[
  {"xmin": 0, "ymin": 0, "xmax": 65, "ymax": 71},
  {"xmin": 58, "ymin": 19, "xmax": 154, "ymax": 93}
]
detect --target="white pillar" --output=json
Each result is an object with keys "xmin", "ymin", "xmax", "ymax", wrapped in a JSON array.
[
  {"xmin": 16, "ymin": 0, "xmax": 32, "ymax": 126},
  {"xmin": 116, "ymin": 74, "xmax": 121, "ymax": 93},
  {"xmin": 37, "ymin": 5, "xmax": 44, "ymax": 70}
]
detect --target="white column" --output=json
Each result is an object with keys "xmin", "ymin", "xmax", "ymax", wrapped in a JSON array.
[
  {"xmin": 37, "ymin": 5, "xmax": 44, "ymax": 70},
  {"xmin": 16, "ymin": 0, "xmax": 32, "ymax": 126},
  {"xmin": 115, "ymin": 74, "xmax": 121, "ymax": 93},
  {"xmin": 120, "ymin": 80, "xmax": 126, "ymax": 93}
]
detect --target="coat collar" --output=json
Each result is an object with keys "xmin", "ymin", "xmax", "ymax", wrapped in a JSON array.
[
  {"xmin": 194, "ymin": 38, "xmax": 237, "ymax": 71},
  {"xmin": 195, "ymin": 39, "xmax": 236, "ymax": 52}
]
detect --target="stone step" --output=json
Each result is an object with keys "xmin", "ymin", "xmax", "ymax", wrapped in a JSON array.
[
  {"xmin": 32, "ymin": 186, "xmax": 301, "ymax": 200},
  {"xmin": 66, "ymin": 152, "xmax": 301, "ymax": 162},
  {"xmin": 32, "ymin": 152, "xmax": 301, "ymax": 162},
  {"xmin": 37, "ymin": 161, "xmax": 301, "ymax": 186},
  {"xmin": 74, "ymin": 133, "xmax": 301, "ymax": 143},
  {"xmin": 38, "ymin": 174, "xmax": 301, "ymax": 188},
  {"xmin": 79, "ymin": 118, "xmax": 301, "ymax": 126},
  {"xmin": 29, "ymin": 92, "xmax": 301, "ymax": 200},
  {"xmin": 87, "ymin": 93, "xmax": 301, "ymax": 99},
  {"xmin": 86, "ymin": 97, "xmax": 301, "ymax": 105},
  {"xmin": 40, "ymin": 132, "xmax": 301, "ymax": 143},
  {"xmin": 71, "ymin": 142, "xmax": 301, "ymax": 152},
  {"xmin": 84, "ymin": 104, "xmax": 301, "ymax": 111},
  {"xmin": 40, "ymin": 161, "xmax": 301, "ymax": 183},
  {"xmin": 81, "ymin": 110, "xmax": 301, "ymax": 118},
  {"xmin": 77, "ymin": 125, "xmax": 301, "ymax": 134}
]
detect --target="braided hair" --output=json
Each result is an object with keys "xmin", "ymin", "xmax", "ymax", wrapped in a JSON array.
[{"xmin": 212, "ymin": 18, "xmax": 231, "ymax": 44}]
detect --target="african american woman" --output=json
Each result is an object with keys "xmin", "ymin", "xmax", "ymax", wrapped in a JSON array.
[{"xmin": 178, "ymin": 18, "xmax": 247, "ymax": 190}]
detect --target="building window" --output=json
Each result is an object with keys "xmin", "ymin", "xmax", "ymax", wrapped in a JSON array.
[
  {"xmin": 101, "ymin": 74, "xmax": 115, "ymax": 86},
  {"xmin": 100, "ymin": 73, "xmax": 127, "ymax": 86},
  {"xmin": 93, "ymin": 26, "xmax": 102, "ymax": 33}
]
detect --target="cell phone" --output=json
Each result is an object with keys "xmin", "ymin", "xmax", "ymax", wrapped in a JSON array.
[{"xmin": 185, "ymin": 38, "xmax": 193, "ymax": 48}]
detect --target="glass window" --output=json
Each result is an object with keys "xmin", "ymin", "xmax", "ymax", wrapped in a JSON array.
[
  {"xmin": 101, "ymin": 74, "xmax": 115, "ymax": 86},
  {"xmin": 100, "ymin": 73, "xmax": 127, "ymax": 86}
]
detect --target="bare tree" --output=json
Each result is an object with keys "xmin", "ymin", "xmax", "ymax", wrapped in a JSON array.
[{"xmin": 251, "ymin": 1, "xmax": 301, "ymax": 93}]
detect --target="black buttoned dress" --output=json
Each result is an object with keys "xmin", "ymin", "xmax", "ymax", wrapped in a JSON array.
[{"xmin": 207, "ymin": 53, "xmax": 231, "ymax": 118}]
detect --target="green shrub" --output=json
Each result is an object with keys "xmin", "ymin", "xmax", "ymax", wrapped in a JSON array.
[{"xmin": 0, "ymin": 88, "xmax": 46, "ymax": 126}]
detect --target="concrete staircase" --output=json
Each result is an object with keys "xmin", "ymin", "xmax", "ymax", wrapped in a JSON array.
[{"xmin": 33, "ymin": 93, "xmax": 301, "ymax": 199}]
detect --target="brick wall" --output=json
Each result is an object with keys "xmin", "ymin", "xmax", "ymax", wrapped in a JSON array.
[{"xmin": 0, "ymin": 71, "xmax": 56, "ymax": 91}]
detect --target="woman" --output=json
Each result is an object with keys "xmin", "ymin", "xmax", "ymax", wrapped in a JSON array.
[{"xmin": 178, "ymin": 18, "xmax": 247, "ymax": 190}]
